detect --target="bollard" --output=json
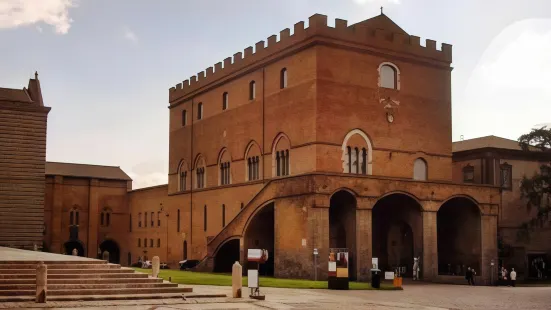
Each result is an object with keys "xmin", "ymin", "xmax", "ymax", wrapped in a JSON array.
[
  {"xmin": 36, "ymin": 262, "xmax": 47, "ymax": 303},
  {"xmin": 232, "ymin": 261, "xmax": 242, "ymax": 298},
  {"xmin": 152, "ymin": 256, "xmax": 160, "ymax": 278}
]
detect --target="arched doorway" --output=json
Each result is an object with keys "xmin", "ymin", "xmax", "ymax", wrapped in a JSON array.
[
  {"xmin": 213, "ymin": 239, "xmax": 240, "ymax": 273},
  {"xmin": 372, "ymin": 193, "xmax": 423, "ymax": 277},
  {"xmin": 437, "ymin": 197, "xmax": 481, "ymax": 275},
  {"xmin": 329, "ymin": 190, "xmax": 357, "ymax": 280},
  {"xmin": 99, "ymin": 239, "xmax": 120, "ymax": 264},
  {"xmin": 244, "ymin": 203, "xmax": 274, "ymax": 276},
  {"xmin": 63, "ymin": 240, "xmax": 85, "ymax": 256}
]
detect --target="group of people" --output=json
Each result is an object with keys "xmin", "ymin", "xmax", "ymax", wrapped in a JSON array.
[
  {"xmin": 501, "ymin": 266, "xmax": 517, "ymax": 287},
  {"xmin": 465, "ymin": 267, "xmax": 477, "ymax": 285}
]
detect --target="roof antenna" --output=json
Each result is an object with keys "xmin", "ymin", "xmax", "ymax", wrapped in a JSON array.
[
  {"xmin": 35, "ymin": 71, "xmax": 38, "ymax": 80},
  {"xmin": 380, "ymin": 6, "xmax": 383, "ymax": 15}
]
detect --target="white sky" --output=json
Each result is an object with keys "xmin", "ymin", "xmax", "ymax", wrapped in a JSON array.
[{"xmin": 0, "ymin": 0, "xmax": 550, "ymax": 188}]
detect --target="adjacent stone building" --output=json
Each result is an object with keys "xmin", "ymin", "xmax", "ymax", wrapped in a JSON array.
[
  {"xmin": 0, "ymin": 73, "xmax": 50, "ymax": 249},
  {"xmin": 453, "ymin": 136, "xmax": 551, "ymax": 279}
]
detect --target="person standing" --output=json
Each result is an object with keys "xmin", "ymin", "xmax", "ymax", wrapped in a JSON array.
[
  {"xmin": 510, "ymin": 268, "xmax": 517, "ymax": 287},
  {"xmin": 466, "ymin": 267, "xmax": 472, "ymax": 285}
]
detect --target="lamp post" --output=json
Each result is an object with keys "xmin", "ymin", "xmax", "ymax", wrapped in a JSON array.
[
  {"xmin": 160, "ymin": 203, "xmax": 169, "ymax": 266},
  {"xmin": 313, "ymin": 248, "xmax": 319, "ymax": 281}
]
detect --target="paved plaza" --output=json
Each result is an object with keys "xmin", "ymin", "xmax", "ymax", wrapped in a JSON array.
[{"xmin": 2, "ymin": 282, "xmax": 550, "ymax": 309}]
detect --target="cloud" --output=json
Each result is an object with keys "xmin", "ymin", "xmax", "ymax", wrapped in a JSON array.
[
  {"xmin": 0, "ymin": 0, "xmax": 76, "ymax": 34},
  {"xmin": 353, "ymin": 0, "xmax": 401, "ymax": 5},
  {"xmin": 456, "ymin": 19, "xmax": 551, "ymax": 140},
  {"xmin": 123, "ymin": 26, "xmax": 138, "ymax": 42}
]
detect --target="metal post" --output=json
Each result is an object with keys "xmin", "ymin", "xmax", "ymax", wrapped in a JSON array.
[{"xmin": 313, "ymin": 248, "xmax": 318, "ymax": 281}]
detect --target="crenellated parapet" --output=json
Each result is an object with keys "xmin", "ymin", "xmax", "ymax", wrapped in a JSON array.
[{"xmin": 169, "ymin": 14, "xmax": 453, "ymax": 104}]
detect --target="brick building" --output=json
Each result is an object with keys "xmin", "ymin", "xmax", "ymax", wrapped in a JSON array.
[
  {"xmin": 2, "ymin": 13, "xmax": 517, "ymax": 285},
  {"xmin": 0, "ymin": 73, "xmax": 50, "ymax": 250},
  {"xmin": 129, "ymin": 12, "xmax": 501, "ymax": 284},
  {"xmin": 453, "ymin": 136, "xmax": 551, "ymax": 279}
]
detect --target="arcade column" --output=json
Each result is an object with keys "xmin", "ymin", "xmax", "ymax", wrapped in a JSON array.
[
  {"xmin": 422, "ymin": 210, "xmax": 438, "ymax": 280},
  {"xmin": 356, "ymin": 197, "xmax": 375, "ymax": 281},
  {"xmin": 480, "ymin": 207, "xmax": 498, "ymax": 285}
]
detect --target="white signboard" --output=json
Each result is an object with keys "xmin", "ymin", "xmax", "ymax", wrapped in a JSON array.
[
  {"xmin": 372, "ymin": 257, "xmax": 378, "ymax": 269},
  {"xmin": 385, "ymin": 272, "xmax": 395, "ymax": 280},
  {"xmin": 328, "ymin": 262, "xmax": 337, "ymax": 272},
  {"xmin": 248, "ymin": 249, "xmax": 262, "ymax": 261},
  {"xmin": 248, "ymin": 269, "xmax": 259, "ymax": 288}
]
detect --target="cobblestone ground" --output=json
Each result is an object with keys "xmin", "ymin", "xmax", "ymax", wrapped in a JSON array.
[{"xmin": 5, "ymin": 283, "xmax": 551, "ymax": 309}]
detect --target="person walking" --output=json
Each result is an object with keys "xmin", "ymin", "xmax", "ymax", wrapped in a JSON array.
[
  {"xmin": 471, "ymin": 269, "xmax": 476, "ymax": 286},
  {"xmin": 466, "ymin": 267, "xmax": 473, "ymax": 285},
  {"xmin": 510, "ymin": 268, "xmax": 517, "ymax": 287}
]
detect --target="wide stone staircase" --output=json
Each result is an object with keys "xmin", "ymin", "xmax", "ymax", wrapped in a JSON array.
[{"xmin": 0, "ymin": 259, "xmax": 192, "ymax": 302}]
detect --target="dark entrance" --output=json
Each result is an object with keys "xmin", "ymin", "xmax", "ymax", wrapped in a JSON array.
[
  {"xmin": 213, "ymin": 239, "xmax": 240, "ymax": 273},
  {"xmin": 329, "ymin": 190, "xmax": 357, "ymax": 280},
  {"xmin": 372, "ymin": 193, "xmax": 422, "ymax": 277},
  {"xmin": 63, "ymin": 240, "xmax": 85, "ymax": 256},
  {"xmin": 437, "ymin": 197, "xmax": 481, "ymax": 275},
  {"xmin": 99, "ymin": 239, "xmax": 120, "ymax": 264},
  {"xmin": 244, "ymin": 203, "xmax": 274, "ymax": 276}
]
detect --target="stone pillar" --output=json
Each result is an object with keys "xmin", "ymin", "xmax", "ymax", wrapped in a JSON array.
[
  {"xmin": 50, "ymin": 176, "xmax": 63, "ymax": 254},
  {"xmin": 308, "ymin": 195, "xmax": 329, "ymax": 280},
  {"xmin": 481, "ymin": 214, "xmax": 498, "ymax": 285},
  {"xmin": 356, "ymin": 208, "xmax": 373, "ymax": 281},
  {"xmin": 232, "ymin": 261, "xmax": 242, "ymax": 298},
  {"xmin": 36, "ymin": 262, "xmax": 47, "ymax": 303},
  {"xmin": 422, "ymin": 211, "xmax": 438, "ymax": 280},
  {"xmin": 152, "ymin": 256, "xmax": 160, "ymax": 278},
  {"xmin": 87, "ymin": 179, "xmax": 100, "ymax": 258}
]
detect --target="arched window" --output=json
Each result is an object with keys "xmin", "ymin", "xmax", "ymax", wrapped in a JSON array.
[
  {"xmin": 245, "ymin": 141, "xmax": 261, "ymax": 181},
  {"xmin": 249, "ymin": 81, "xmax": 256, "ymax": 100},
  {"xmin": 69, "ymin": 208, "xmax": 79, "ymax": 226},
  {"xmin": 379, "ymin": 63, "xmax": 400, "ymax": 90},
  {"xmin": 222, "ymin": 204, "xmax": 226, "ymax": 227},
  {"xmin": 195, "ymin": 155, "xmax": 207, "ymax": 189},
  {"xmin": 182, "ymin": 109, "xmax": 187, "ymax": 126},
  {"xmin": 218, "ymin": 149, "xmax": 231, "ymax": 186},
  {"xmin": 342, "ymin": 129, "xmax": 372, "ymax": 175},
  {"xmin": 157, "ymin": 211, "xmax": 161, "ymax": 227},
  {"xmin": 222, "ymin": 92, "xmax": 229, "ymax": 110},
  {"xmin": 203, "ymin": 205, "xmax": 207, "ymax": 232},
  {"xmin": 101, "ymin": 208, "xmax": 112, "ymax": 227},
  {"xmin": 138, "ymin": 213, "xmax": 142, "ymax": 227},
  {"xmin": 413, "ymin": 158, "xmax": 428, "ymax": 181},
  {"xmin": 150, "ymin": 212, "xmax": 154, "ymax": 227},
  {"xmin": 178, "ymin": 161, "xmax": 187, "ymax": 192},
  {"xmin": 197, "ymin": 102, "xmax": 203, "ymax": 120},
  {"xmin": 280, "ymin": 68, "xmax": 287, "ymax": 89},
  {"xmin": 144, "ymin": 212, "xmax": 148, "ymax": 227},
  {"xmin": 272, "ymin": 133, "xmax": 291, "ymax": 177}
]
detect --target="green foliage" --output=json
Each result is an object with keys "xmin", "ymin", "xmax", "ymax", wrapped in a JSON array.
[
  {"xmin": 517, "ymin": 127, "xmax": 551, "ymax": 240},
  {"xmin": 132, "ymin": 268, "xmax": 400, "ymax": 290}
]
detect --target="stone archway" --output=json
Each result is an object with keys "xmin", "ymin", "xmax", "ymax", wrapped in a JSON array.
[
  {"xmin": 213, "ymin": 239, "xmax": 240, "ymax": 273},
  {"xmin": 329, "ymin": 190, "xmax": 357, "ymax": 280},
  {"xmin": 244, "ymin": 203, "xmax": 274, "ymax": 276},
  {"xmin": 63, "ymin": 240, "xmax": 85, "ymax": 256},
  {"xmin": 99, "ymin": 239, "xmax": 120, "ymax": 264},
  {"xmin": 372, "ymin": 193, "xmax": 423, "ymax": 277},
  {"xmin": 437, "ymin": 197, "xmax": 481, "ymax": 276}
]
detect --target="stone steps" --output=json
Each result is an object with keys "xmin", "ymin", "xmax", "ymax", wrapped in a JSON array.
[
  {"xmin": 0, "ymin": 260, "xmax": 106, "ymax": 265},
  {"xmin": 0, "ymin": 278, "xmax": 163, "ymax": 285},
  {"xmin": 1, "ymin": 263, "xmax": 121, "ymax": 269},
  {"xmin": 0, "ymin": 282, "xmax": 179, "ymax": 290},
  {"xmin": 0, "ymin": 272, "xmax": 149, "ymax": 279},
  {"xmin": 0, "ymin": 292, "xmax": 185, "ymax": 302},
  {"xmin": 0, "ymin": 287, "xmax": 191, "ymax": 296},
  {"xmin": 0, "ymin": 268, "xmax": 135, "ymax": 274}
]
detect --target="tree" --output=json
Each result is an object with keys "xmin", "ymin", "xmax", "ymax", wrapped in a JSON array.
[{"xmin": 517, "ymin": 127, "xmax": 551, "ymax": 240}]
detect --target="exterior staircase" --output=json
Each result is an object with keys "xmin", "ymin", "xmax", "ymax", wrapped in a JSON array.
[{"xmin": 0, "ymin": 259, "xmax": 192, "ymax": 302}]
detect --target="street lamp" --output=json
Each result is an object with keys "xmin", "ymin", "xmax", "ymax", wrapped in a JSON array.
[
  {"xmin": 160, "ymin": 203, "xmax": 169, "ymax": 265},
  {"xmin": 313, "ymin": 248, "xmax": 319, "ymax": 281}
]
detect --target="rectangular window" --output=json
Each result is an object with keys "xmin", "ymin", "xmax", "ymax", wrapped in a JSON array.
[
  {"xmin": 177, "ymin": 209, "xmax": 180, "ymax": 232},
  {"xmin": 182, "ymin": 109, "xmax": 187, "ymax": 126},
  {"xmin": 144, "ymin": 238, "xmax": 147, "ymax": 247},
  {"xmin": 500, "ymin": 163, "xmax": 512, "ymax": 190},
  {"xmin": 197, "ymin": 103, "xmax": 203, "ymax": 120},
  {"xmin": 150, "ymin": 239, "xmax": 153, "ymax": 247},
  {"xmin": 144, "ymin": 213, "xmax": 147, "ymax": 227},
  {"xmin": 151, "ymin": 212, "xmax": 154, "ymax": 227},
  {"xmin": 463, "ymin": 165, "xmax": 475, "ymax": 183},
  {"xmin": 138, "ymin": 213, "xmax": 142, "ymax": 227}
]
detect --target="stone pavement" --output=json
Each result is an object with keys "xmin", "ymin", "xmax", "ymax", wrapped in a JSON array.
[
  {"xmin": 0, "ymin": 246, "xmax": 97, "ymax": 261},
  {"xmin": 3, "ymin": 282, "xmax": 551, "ymax": 309}
]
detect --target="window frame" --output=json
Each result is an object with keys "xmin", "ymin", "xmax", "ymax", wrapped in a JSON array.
[
  {"xmin": 222, "ymin": 92, "xmax": 229, "ymax": 110},
  {"xmin": 500, "ymin": 163, "xmax": 513, "ymax": 190},
  {"xmin": 249, "ymin": 81, "xmax": 256, "ymax": 100},
  {"xmin": 280, "ymin": 68, "xmax": 287, "ymax": 89},
  {"xmin": 197, "ymin": 102, "xmax": 203, "ymax": 120},
  {"xmin": 182, "ymin": 109, "xmax": 187, "ymax": 126},
  {"xmin": 463, "ymin": 165, "xmax": 475, "ymax": 183},
  {"xmin": 378, "ymin": 62, "xmax": 400, "ymax": 90}
]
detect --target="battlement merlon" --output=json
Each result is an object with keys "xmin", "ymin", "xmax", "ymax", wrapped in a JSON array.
[{"xmin": 169, "ymin": 13, "xmax": 453, "ymax": 104}]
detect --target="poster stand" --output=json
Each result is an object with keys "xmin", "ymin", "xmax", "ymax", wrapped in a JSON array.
[
  {"xmin": 328, "ymin": 248, "xmax": 349, "ymax": 290},
  {"xmin": 247, "ymin": 249, "xmax": 268, "ymax": 300}
]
